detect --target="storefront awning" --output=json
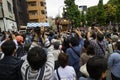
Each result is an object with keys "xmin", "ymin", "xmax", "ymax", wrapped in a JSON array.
[{"xmin": 27, "ymin": 22, "xmax": 49, "ymax": 27}]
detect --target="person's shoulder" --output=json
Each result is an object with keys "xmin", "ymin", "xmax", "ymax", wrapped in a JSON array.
[
  {"xmin": 89, "ymin": 39, "xmax": 96, "ymax": 44},
  {"xmin": 66, "ymin": 48, "xmax": 72, "ymax": 52},
  {"xmin": 21, "ymin": 60, "xmax": 29, "ymax": 71},
  {"xmin": 109, "ymin": 51, "xmax": 120, "ymax": 59},
  {"xmin": 7, "ymin": 56, "xmax": 23, "ymax": 64},
  {"xmin": 79, "ymin": 77, "xmax": 87, "ymax": 80},
  {"xmin": 112, "ymin": 50, "xmax": 120, "ymax": 55},
  {"xmin": 81, "ymin": 53, "xmax": 88, "ymax": 57},
  {"xmin": 21, "ymin": 60, "xmax": 29, "ymax": 67},
  {"xmin": 66, "ymin": 65, "xmax": 74, "ymax": 69}
]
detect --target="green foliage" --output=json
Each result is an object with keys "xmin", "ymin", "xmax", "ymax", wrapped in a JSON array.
[
  {"xmin": 104, "ymin": 4, "xmax": 117, "ymax": 23},
  {"xmin": 107, "ymin": 0, "xmax": 120, "ymax": 23},
  {"xmin": 116, "ymin": 5, "xmax": 120, "ymax": 23},
  {"xmin": 108, "ymin": 0, "xmax": 119, "ymax": 5},
  {"xmin": 86, "ymin": 6, "xmax": 97, "ymax": 26},
  {"xmin": 86, "ymin": 0, "xmax": 120, "ymax": 26},
  {"xmin": 64, "ymin": 0, "xmax": 81, "ymax": 27},
  {"xmin": 96, "ymin": 0, "xmax": 106, "ymax": 25}
]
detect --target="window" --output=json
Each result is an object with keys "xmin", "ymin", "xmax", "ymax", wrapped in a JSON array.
[
  {"xmin": 41, "ymin": 10, "xmax": 46, "ymax": 14},
  {"xmin": 7, "ymin": 1, "xmax": 12, "ymax": 13},
  {"xmin": 44, "ymin": 2, "xmax": 46, "ymax": 5},
  {"xmin": 29, "ymin": 11, "xmax": 38, "ymax": 16},
  {"xmin": 40, "ymin": 2, "xmax": 44, "ymax": 6},
  {"xmin": 45, "ymin": 7, "xmax": 47, "ymax": 9},
  {"xmin": 28, "ymin": 2, "xmax": 36, "ymax": 6}
]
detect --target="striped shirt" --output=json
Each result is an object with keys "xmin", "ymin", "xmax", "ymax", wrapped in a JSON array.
[{"xmin": 21, "ymin": 51, "xmax": 54, "ymax": 80}]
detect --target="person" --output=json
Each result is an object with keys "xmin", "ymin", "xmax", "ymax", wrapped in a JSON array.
[
  {"xmin": 87, "ymin": 27, "xmax": 106, "ymax": 56},
  {"xmin": 66, "ymin": 29, "xmax": 84, "ymax": 78},
  {"xmin": 21, "ymin": 46, "xmax": 54, "ymax": 80},
  {"xmin": 0, "ymin": 40, "xmax": 23, "ymax": 80},
  {"xmin": 54, "ymin": 52, "xmax": 76, "ymax": 80},
  {"xmin": 80, "ymin": 44, "xmax": 95, "ymax": 66},
  {"xmin": 79, "ymin": 56, "xmax": 108, "ymax": 80},
  {"xmin": 15, "ymin": 35, "xmax": 26, "ymax": 58},
  {"xmin": 80, "ymin": 45, "xmax": 95, "ymax": 77},
  {"xmin": 80, "ymin": 40, "xmax": 90, "ymax": 66},
  {"xmin": 108, "ymin": 41, "xmax": 120, "ymax": 80},
  {"xmin": 52, "ymin": 41, "xmax": 61, "ymax": 69},
  {"xmin": 29, "ymin": 26, "xmax": 50, "ymax": 49}
]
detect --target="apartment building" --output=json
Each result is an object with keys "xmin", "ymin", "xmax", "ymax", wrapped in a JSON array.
[
  {"xmin": 0, "ymin": 0, "xmax": 17, "ymax": 31},
  {"xmin": 27, "ymin": 0, "xmax": 47, "ymax": 23}
]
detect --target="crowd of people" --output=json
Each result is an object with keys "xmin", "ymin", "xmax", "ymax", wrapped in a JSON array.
[{"xmin": 0, "ymin": 24, "xmax": 120, "ymax": 80}]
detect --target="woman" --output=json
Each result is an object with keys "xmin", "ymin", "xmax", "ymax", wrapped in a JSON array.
[{"xmin": 54, "ymin": 52, "xmax": 76, "ymax": 80}]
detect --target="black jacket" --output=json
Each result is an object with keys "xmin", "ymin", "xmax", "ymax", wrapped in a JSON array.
[{"xmin": 0, "ymin": 56, "xmax": 23, "ymax": 80}]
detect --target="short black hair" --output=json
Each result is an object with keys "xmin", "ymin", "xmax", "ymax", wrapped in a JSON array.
[
  {"xmin": 34, "ymin": 26, "xmax": 41, "ymax": 35},
  {"xmin": 91, "ymin": 32, "xmax": 97, "ymax": 39},
  {"xmin": 1, "ymin": 40, "xmax": 16, "ymax": 56},
  {"xmin": 70, "ymin": 36, "xmax": 79, "ymax": 46},
  {"xmin": 87, "ymin": 56, "xmax": 107, "ymax": 80},
  {"xmin": 58, "ymin": 52, "xmax": 68, "ymax": 68},
  {"xmin": 97, "ymin": 33, "xmax": 104, "ymax": 42},
  {"xmin": 84, "ymin": 40, "xmax": 90, "ymax": 49},
  {"xmin": 27, "ymin": 47, "xmax": 47, "ymax": 70},
  {"xmin": 87, "ymin": 45, "xmax": 95, "ymax": 55},
  {"xmin": 53, "ymin": 41, "xmax": 60, "ymax": 49}
]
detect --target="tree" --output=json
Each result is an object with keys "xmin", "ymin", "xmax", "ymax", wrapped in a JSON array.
[
  {"xmin": 104, "ymin": 4, "xmax": 116, "ymax": 24},
  {"xmin": 64, "ymin": 0, "xmax": 81, "ymax": 27},
  {"xmin": 108, "ymin": 0, "xmax": 119, "ymax": 5},
  {"xmin": 116, "ymin": 4, "xmax": 120, "ymax": 23},
  {"xmin": 96, "ymin": 0, "xmax": 106, "ymax": 25},
  {"xmin": 86, "ymin": 6, "xmax": 98, "ymax": 26},
  {"xmin": 108, "ymin": 0, "xmax": 120, "ymax": 23}
]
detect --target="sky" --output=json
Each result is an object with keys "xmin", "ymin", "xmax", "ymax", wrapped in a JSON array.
[{"xmin": 46, "ymin": 0, "xmax": 109, "ymax": 18}]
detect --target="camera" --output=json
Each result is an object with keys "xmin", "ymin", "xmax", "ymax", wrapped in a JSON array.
[{"xmin": 34, "ymin": 26, "xmax": 41, "ymax": 35}]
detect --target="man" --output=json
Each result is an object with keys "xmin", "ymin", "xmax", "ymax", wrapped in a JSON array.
[
  {"xmin": 66, "ymin": 29, "xmax": 84, "ymax": 78},
  {"xmin": 87, "ymin": 27, "xmax": 106, "ymax": 56},
  {"xmin": 54, "ymin": 52, "xmax": 76, "ymax": 80},
  {"xmin": 108, "ymin": 41, "xmax": 120, "ymax": 80},
  {"xmin": 80, "ymin": 56, "xmax": 108, "ymax": 80},
  {"xmin": 0, "ymin": 40, "xmax": 23, "ymax": 80},
  {"xmin": 21, "ymin": 46, "xmax": 54, "ymax": 80}
]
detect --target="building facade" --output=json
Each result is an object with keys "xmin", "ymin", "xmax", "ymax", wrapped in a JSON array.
[
  {"xmin": 26, "ymin": 0, "xmax": 47, "ymax": 23},
  {"xmin": 13, "ymin": 0, "xmax": 29, "ymax": 30},
  {"xmin": 0, "ymin": 0, "xmax": 17, "ymax": 31}
]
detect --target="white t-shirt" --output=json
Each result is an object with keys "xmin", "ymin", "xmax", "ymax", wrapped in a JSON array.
[{"xmin": 54, "ymin": 66, "xmax": 76, "ymax": 80}]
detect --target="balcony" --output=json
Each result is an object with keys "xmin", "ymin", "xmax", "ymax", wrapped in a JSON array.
[
  {"xmin": 41, "ymin": 10, "xmax": 47, "ymax": 14},
  {"xmin": 30, "ymin": 19, "xmax": 38, "ymax": 22},
  {"xmin": 29, "ymin": 15, "xmax": 38, "ymax": 19},
  {"xmin": 28, "ymin": 6, "xmax": 37, "ymax": 11}
]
